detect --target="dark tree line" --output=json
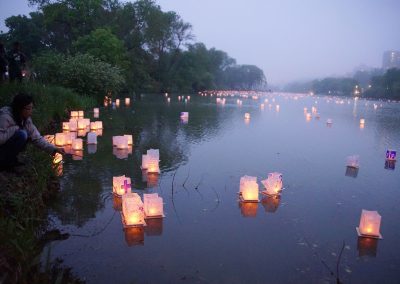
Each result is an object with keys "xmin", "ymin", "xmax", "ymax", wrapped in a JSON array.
[{"xmin": 1, "ymin": 0, "xmax": 267, "ymax": 96}]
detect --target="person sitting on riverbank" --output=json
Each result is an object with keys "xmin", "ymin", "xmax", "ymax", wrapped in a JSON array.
[{"xmin": 0, "ymin": 93, "xmax": 65, "ymax": 172}]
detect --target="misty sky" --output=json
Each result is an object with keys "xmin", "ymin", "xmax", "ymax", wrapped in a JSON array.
[{"xmin": 1, "ymin": 0, "xmax": 399, "ymax": 85}]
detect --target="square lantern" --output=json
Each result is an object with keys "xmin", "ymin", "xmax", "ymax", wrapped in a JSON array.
[
  {"xmin": 70, "ymin": 111, "xmax": 79, "ymax": 118},
  {"xmin": 72, "ymin": 138, "xmax": 83, "ymax": 150},
  {"xmin": 90, "ymin": 122, "xmax": 99, "ymax": 130},
  {"xmin": 77, "ymin": 118, "xmax": 86, "ymax": 129},
  {"xmin": 261, "ymin": 172, "xmax": 283, "ymax": 196},
  {"xmin": 143, "ymin": 193, "xmax": 164, "ymax": 218},
  {"xmin": 122, "ymin": 193, "xmax": 146, "ymax": 227},
  {"xmin": 78, "ymin": 111, "xmax": 84, "ymax": 117},
  {"xmin": 326, "ymin": 119, "xmax": 333, "ymax": 124},
  {"xmin": 69, "ymin": 119, "xmax": 78, "ymax": 132},
  {"xmin": 125, "ymin": 98, "xmax": 130, "ymax": 105},
  {"xmin": 244, "ymin": 113, "xmax": 250, "ymax": 119},
  {"xmin": 95, "ymin": 121, "xmax": 103, "ymax": 129},
  {"xmin": 124, "ymin": 135, "xmax": 133, "ymax": 145},
  {"xmin": 87, "ymin": 132, "xmax": 97, "ymax": 144},
  {"xmin": 386, "ymin": 149, "xmax": 396, "ymax": 161},
  {"xmin": 115, "ymin": 99, "xmax": 120, "ymax": 106},
  {"xmin": 113, "ymin": 136, "xmax": 129, "ymax": 149},
  {"xmin": 239, "ymin": 175, "xmax": 259, "ymax": 202},
  {"xmin": 93, "ymin": 108, "xmax": 99, "ymax": 115},
  {"xmin": 346, "ymin": 155, "xmax": 360, "ymax": 168},
  {"xmin": 180, "ymin": 112, "xmax": 189, "ymax": 119},
  {"xmin": 356, "ymin": 210, "xmax": 383, "ymax": 239},
  {"xmin": 113, "ymin": 176, "xmax": 132, "ymax": 196},
  {"xmin": 147, "ymin": 149, "xmax": 159, "ymax": 161},
  {"xmin": 65, "ymin": 132, "xmax": 77, "ymax": 145},
  {"xmin": 77, "ymin": 129, "xmax": 88, "ymax": 137},
  {"xmin": 147, "ymin": 158, "xmax": 160, "ymax": 174},
  {"xmin": 360, "ymin": 118, "xmax": 365, "ymax": 125},
  {"xmin": 55, "ymin": 133, "xmax": 67, "ymax": 146}
]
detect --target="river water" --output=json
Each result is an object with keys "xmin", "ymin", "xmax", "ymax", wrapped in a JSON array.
[{"xmin": 44, "ymin": 93, "xmax": 400, "ymax": 283}]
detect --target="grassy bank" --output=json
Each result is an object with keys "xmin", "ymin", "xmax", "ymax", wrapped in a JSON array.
[{"xmin": 0, "ymin": 82, "xmax": 95, "ymax": 283}]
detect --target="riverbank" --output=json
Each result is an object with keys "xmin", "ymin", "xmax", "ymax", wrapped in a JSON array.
[{"xmin": 0, "ymin": 82, "xmax": 95, "ymax": 283}]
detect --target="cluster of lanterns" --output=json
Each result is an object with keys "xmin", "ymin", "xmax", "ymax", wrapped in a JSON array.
[{"xmin": 239, "ymin": 173, "xmax": 283, "ymax": 203}]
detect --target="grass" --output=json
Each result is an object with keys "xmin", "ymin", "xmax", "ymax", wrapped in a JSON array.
[{"xmin": 0, "ymin": 82, "xmax": 95, "ymax": 283}]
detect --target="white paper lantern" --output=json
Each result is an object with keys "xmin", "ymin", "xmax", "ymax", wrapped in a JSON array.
[
  {"xmin": 239, "ymin": 175, "xmax": 259, "ymax": 202},
  {"xmin": 122, "ymin": 193, "xmax": 145, "ymax": 226},
  {"xmin": 72, "ymin": 138, "xmax": 83, "ymax": 150},
  {"xmin": 261, "ymin": 172, "xmax": 283, "ymax": 196},
  {"xmin": 144, "ymin": 193, "xmax": 164, "ymax": 218},
  {"xmin": 124, "ymin": 135, "xmax": 133, "ymax": 145},
  {"xmin": 113, "ymin": 175, "xmax": 132, "ymax": 196},
  {"xmin": 346, "ymin": 155, "xmax": 360, "ymax": 168},
  {"xmin": 244, "ymin": 113, "xmax": 250, "ymax": 119},
  {"xmin": 125, "ymin": 98, "xmax": 130, "ymax": 105},
  {"xmin": 55, "ymin": 133, "xmax": 67, "ymax": 146},
  {"xmin": 357, "ymin": 210, "xmax": 382, "ymax": 238},
  {"xmin": 69, "ymin": 119, "xmax": 78, "ymax": 132},
  {"xmin": 87, "ymin": 132, "xmax": 97, "ymax": 144}
]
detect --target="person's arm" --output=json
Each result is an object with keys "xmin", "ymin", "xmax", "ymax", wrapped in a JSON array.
[
  {"xmin": 0, "ymin": 113, "xmax": 19, "ymax": 145},
  {"xmin": 25, "ymin": 119, "xmax": 59, "ymax": 154}
]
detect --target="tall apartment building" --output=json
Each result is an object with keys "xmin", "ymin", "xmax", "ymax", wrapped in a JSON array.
[{"xmin": 382, "ymin": 50, "xmax": 400, "ymax": 69}]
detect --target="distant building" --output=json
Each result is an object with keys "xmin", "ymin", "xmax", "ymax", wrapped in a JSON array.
[{"xmin": 382, "ymin": 50, "xmax": 400, "ymax": 70}]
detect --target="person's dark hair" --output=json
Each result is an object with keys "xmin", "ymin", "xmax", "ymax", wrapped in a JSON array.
[{"xmin": 11, "ymin": 93, "xmax": 34, "ymax": 126}]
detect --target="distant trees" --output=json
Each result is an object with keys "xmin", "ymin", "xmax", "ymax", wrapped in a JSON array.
[
  {"xmin": 311, "ymin": 77, "xmax": 359, "ymax": 96},
  {"xmin": 1, "ymin": 0, "xmax": 267, "ymax": 97},
  {"xmin": 364, "ymin": 68, "xmax": 400, "ymax": 99}
]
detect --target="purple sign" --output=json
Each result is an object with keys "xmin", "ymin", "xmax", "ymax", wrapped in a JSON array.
[{"xmin": 386, "ymin": 150, "xmax": 396, "ymax": 160}]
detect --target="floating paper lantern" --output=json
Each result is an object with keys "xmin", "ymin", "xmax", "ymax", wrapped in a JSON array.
[
  {"xmin": 87, "ymin": 132, "xmax": 97, "ymax": 144},
  {"xmin": 187, "ymin": 96, "xmax": 191, "ymax": 101},
  {"xmin": 70, "ymin": 111, "xmax": 79, "ymax": 118},
  {"xmin": 165, "ymin": 93, "xmax": 168, "ymax": 97},
  {"xmin": 260, "ymin": 103, "xmax": 265, "ymax": 109},
  {"xmin": 125, "ymin": 98, "xmax": 130, "ymax": 105},
  {"xmin": 69, "ymin": 119, "xmax": 78, "ymax": 132},
  {"xmin": 239, "ymin": 175, "xmax": 259, "ymax": 202},
  {"xmin": 78, "ymin": 111, "xmax": 84, "ymax": 117},
  {"xmin": 113, "ymin": 136, "xmax": 129, "ymax": 149},
  {"xmin": 116, "ymin": 99, "xmax": 120, "ymax": 106},
  {"xmin": 180, "ymin": 112, "xmax": 189, "ymax": 119},
  {"xmin": 53, "ymin": 153, "xmax": 63, "ymax": 164},
  {"xmin": 90, "ymin": 122, "xmax": 98, "ymax": 130},
  {"xmin": 346, "ymin": 155, "xmax": 360, "ymax": 168},
  {"xmin": 326, "ymin": 119, "xmax": 333, "ymax": 124},
  {"xmin": 357, "ymin": 210, "xmax": 382, "ymax": 239},
  {"xmin": 239, "ymin": 202, "xmax": 258, "ymax": 217},
  {"xmin": 386, "ymin": 149, "xmax": 396, "ymax": 161},
  {"xmin": 122, "ymin": 193, "xmax": 145, "ymax": 227},
  {"xmin": 276, "ymin": 105, "xmax": 280, "ymax": 111},
  {"xmin": 124, "ymin": 135, "xmax": 133, "ymax": 145},
  {"xmin": 143, "ymin": 193, "xmax": 164, "ymax": 218},
  {"xmin": 93, "ymin": 107, "xmax": 99, "ymax": 115},
  {"xmin": 113, "ymin": 175, "xmax": 132, "ymax": 196},
  {"xmin": 77, "ymin": 119, "xmax": 86, "ymax": 129},
  {"xmin": 72, "ymin": 138, "xmax": 83, "ymax": 150},
  {"xmin": 65, "ymin": 132, "xmax": 77, "ymax": 145},
  {"xmin": 167, "ymin": 98, "xmax": 171, "ymax": 103},
  {"xmin": 261, "ymin": 172, "xmax": 283, "ymax": 196},
  {"xmin": 55, "ymin": 133, "xmax": 67, "ymax": 146},
  {"xmin": 244, "ymin": 113, "xmax": 250, "ymax": 119},
  {"xmin": 360, "ymin": 118, "xmax": 365, "ymax": 125}
]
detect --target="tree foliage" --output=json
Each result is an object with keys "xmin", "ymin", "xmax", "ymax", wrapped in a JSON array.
[{"xmin": 3, "ymin": 0, "xmax": 268, "ymax": 94}]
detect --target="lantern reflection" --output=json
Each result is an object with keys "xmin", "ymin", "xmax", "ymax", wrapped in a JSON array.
[
  {"xmin": 124, "ymin": 227, "xmax": 144, "ymax": 247},
  {"xmin": 238, "ymin": 201, "xmax": 258, "ymax": 217},
  {"xmin": 87, "ymin": 144, "xmax": 97, "ymax": 154},
  {"xmin": 345, "ymin": 166, "xmax": 359, "ymax": 178},
  {"xmin": 384, "ymin": 160, "xmax": 396, "ymax": 170},
  {"xmin": 113, "ymin": 146, "xmax": 132, "ymax": 159},
  {"xmin": 142, "ymin": 170, "xmax": 159, "ymax": 188},
  {"xmin": 72, "ymin": 150, "xmax": 83, "ymax": 160},
  {"xmin": 357, "ymin": 237, "xmax": 378, "ymax": 257},
  {"xmin": 145, "ymin": 218, "xmax": 163, "ymax": 236},
  {"xmin": 261, "ymin": 195, "xmax": 281, "ymax": 213}
]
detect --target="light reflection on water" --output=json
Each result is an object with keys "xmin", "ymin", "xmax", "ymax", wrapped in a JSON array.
[{"xmin": 46, "ymin": 94, "xmax": 400, "ymax": 283}]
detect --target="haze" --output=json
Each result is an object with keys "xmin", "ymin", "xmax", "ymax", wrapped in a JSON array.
[{"xmin": 1, "ymin": 0, "xmax": 399, "ymax": 86}]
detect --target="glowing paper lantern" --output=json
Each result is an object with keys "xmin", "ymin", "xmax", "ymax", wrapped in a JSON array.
[
  {"xmin": 125, "ymin": 98, "xmax": 130, "ymax": 105},
  {"xmin": 360, "ymin": 118, "xmax": 365, "ymax": 125},
  {"xmin": 346, "ymin": 155, "xmax": 360, "ymax": 168},
  {"xmin": 167, "ymin": 98, "xmax": 171, "ymax": 103},
  {"xmin": 43, "ymin": 135, "xmax": 55, "ymax": 145},
  {"xmin": 326, "ymin": 119, "xmax": 333, "ymax": 124},
  {"xmin": 113, "ymin": 175, "xmax": 132, "ymax": 196},
  {"xmin": 143, "ymin": 193, "xmax": 164, "ymax": 218},
  {"xmin": 113, "ymin": 136, "xmax": 129, "ymax": 149},
  {"xmin": 261, "ymin": 172, "xmax": 283, "ymax": 196},
  {"xmin": 95, "ymin": 121, "xmax": 103, "ymax": 129},
  {"xmin": 180, "ymin": 112, "xmax": 189, "ymax": 119},
  {"xmin": 69, "ymin": 119, "xmax": 78, "ymax": 132},
  {"xmin": 115, "ymin": 99, "xmax": 120, "ymax": 106},
  {"xmin": 244, "ymin": 113, "xmax": 250, "ymax": 119},
  {"xmin": 87, "ymin": 132, "xmax": 97, "ymax": 144},
  {"xmin": 55, "ymin": 133, "xmax": 67, "ymax": 146},
  {"xmin": 276, "ymin": 105, "xmax": 280, "ymax": 111},
  {"xmin": 77, "ymin": 119, "xmax": 86, "ymax": 129},
  {"xmin": 70, "ymin": 111, "xmax": 79, "ymax": 118},
  {"xmin": 65, "ymin": 132, "xmax": 77, "ymax": 145},
  {"xmin": 122, "ymin": 193, "xmax": 146, "ymax": 227},
  {"xmin": 239, "ymin": 175, "xmax": 259, "ymax": 202},
  {"xmin": 357, "ymin": 210, "xmax": 382, "ymax": 239},
  {"xmin": 53, "ymin": 153, "xmax": 63, "ymax": 164},
  {"xmin": 71, "ymin": 138, "xmax": 83, "ymax": 150},
  {"xmin": 386, "ymin": 149, "xmax": 396, "ymax": 161},
  {"xmin": 93, "ymin": 108, "xmax": 99, "ymax": 115}
]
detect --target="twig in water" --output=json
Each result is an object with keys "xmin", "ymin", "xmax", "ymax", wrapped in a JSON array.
[
  {"xmin": 210, "ymin": 186, "xmax": 221, "ymax": 212},
  {"xmin": 171, "ymin": 169, "xmax": 178, "ymax": 197},
  {"xmin": 182, "ymin": 168, "xmax": 190, "ymax": 189},
  {"xmin": 336, "ymin": 240, "xmax": 346, "ymax": 284}
]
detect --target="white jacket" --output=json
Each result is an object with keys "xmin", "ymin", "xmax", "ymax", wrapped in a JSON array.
[{"xmin": 0, "ymin": 106, "xmax": 57, "ymax": 154}]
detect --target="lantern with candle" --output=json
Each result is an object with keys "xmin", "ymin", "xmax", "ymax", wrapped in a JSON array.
[
  {"xmin": 55, "ymin": 133, "xmax": 67, "ymax": 146},
  {"xmin": 113, "ymin": 175, "xmax": 132, "ymax": 196},
  {"xmin": 261, "ymin": 172, "xmax": 283, "ymax": 196},
  {"xmin": 115, "ymin": 99, "xmax": 120, "ymax": 106},
  {"xmin": 357, "ymin": 210, "xmax": 382, "ymax": 239},
  {"xmin": 122, "ymin": 193, "xmax": 146, "ymax": 227},
  {"xmin": 346, "ymin": 155, "xmax": 360, "ymax": 168},
  {"xmin": 113, "ymin": 136, "xmax": 129, "ymax": 149},
  {"xmin": 70, "ymin": 111, "xmax": 78, "ymax": 118},
  {"xmin": 124, "ymin": 135, "xmax": 133, "ymax": 145},
  {"xmin": 143, "ymin": 193, "xmax": 164, "ymax": 218},
  {"xmin": 239, "ymin": 175, "xmax": 259, "ymax": 202},
  {"xmin": 69, "ymin": 119, "xmax": 78, "ymax": 132},
  {"xmin": 244, "ymin": 113, "xmax": 250, "ymax": 120},
  {"xmin": 125, "ymin": 98, "xmax": 130, "ymax": 105},
  {"xmin": 72, "ymin": 138, "xmax": 83, "ymax": 150}
]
